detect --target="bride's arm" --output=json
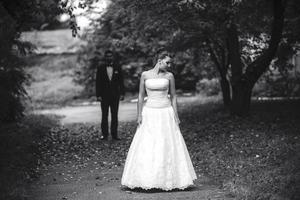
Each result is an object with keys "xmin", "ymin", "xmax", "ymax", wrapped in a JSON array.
[
  {"xmin": 137, "ymin": 72, "xmax": 146, "ymax": 125},
  {"xmin": 169, "ymin": 73, "xmax": 180, "ymax": 124}
]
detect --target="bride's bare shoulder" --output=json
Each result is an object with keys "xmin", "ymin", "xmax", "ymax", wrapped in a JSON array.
[
  {"xmin": 165, "ymin": 72, "xmax": 174, "ymax": 79},
  {"xmin": 141, "ymin": 70, "xmax": 152, "ymax": 79}
]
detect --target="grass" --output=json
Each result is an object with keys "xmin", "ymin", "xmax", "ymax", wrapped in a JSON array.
[
  {"xmin": 25, "ymin": 54, "xmax": 84, "ymax": 109},
  {"xmin": 179, "ymin": 100, "xmax": 300, "ymax": 200},
  {"xmin": 21, "ymin": 29, "xmax": 86, "ymax": 109},
  {"xmin": 21, "ymin": 29, "xmax": 85, "ymax": 55}
]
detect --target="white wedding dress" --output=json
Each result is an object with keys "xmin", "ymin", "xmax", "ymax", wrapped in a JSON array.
[{"xmin": 121, "ymin": 78, "xmax": 197, "ymax": 190}]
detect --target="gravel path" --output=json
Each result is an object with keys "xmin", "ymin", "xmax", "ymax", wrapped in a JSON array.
[
  {"xmin": 34, "ymin": 102, "xmax": 137, "ymax": 124},
  {"xmin": 28, "ymin": 159, "xmax": 233, "ymax": 200},
  {"xmin": 29, "ymin": 96, "xmax": 236, "ymax": 200},
  {"xmin": 33, "ymin": 96, "xmax": 220, "ymax": 124}
]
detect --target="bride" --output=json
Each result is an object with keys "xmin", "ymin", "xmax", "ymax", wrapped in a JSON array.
[{"xmin": 121, "ymin": 51, "xmax": 197, "ymax": 191}]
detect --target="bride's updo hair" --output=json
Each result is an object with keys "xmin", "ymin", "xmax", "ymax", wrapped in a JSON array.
[
  {"xmin": 145, "ymin": 48, "xmax": 173, "ymax": 70},
  {"xmin": 156, "ymin": 49, "xmax": 172, "ymax": 61}
]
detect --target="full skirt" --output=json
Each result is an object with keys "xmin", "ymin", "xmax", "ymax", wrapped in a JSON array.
[{"xmin": 121, "ymin": 106, "xmax": 197, "ymax": 190}]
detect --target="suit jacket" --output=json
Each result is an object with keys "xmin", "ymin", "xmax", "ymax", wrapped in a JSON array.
[{"xmin": 95, "ymin": 61, "xmax": 125, "ymax": 99}]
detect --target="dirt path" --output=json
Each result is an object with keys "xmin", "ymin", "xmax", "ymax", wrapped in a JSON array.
[
  {"xmin": 28, "ymin": 96, "xmax": 235, "ymax": 200},
  {"xmin": 28, "ymin": 159, "xmax": 233, "ymax": 200},
  {"xmin": 33, "ymin": 96, "xmax": 220, "ymax": 124},
  {"xmin": 34, "ymin": 102, "xmax": 137, "ymax": 124}
]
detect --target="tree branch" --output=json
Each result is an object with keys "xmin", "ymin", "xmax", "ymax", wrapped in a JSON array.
[
  {"xmin": 207, "ymin": 39, "xmax": 227, "ymax": 79},
  {"xmin": 245, "ymin": 0, "xmax": 286, "ymax": 85},
  {"xmin": 226, "ymin": 22, "xmax": 243, "ymax": 86}
]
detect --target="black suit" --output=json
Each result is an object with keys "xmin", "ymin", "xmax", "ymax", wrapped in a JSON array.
[{"xmin": 96, "ymin": 61, "xmax": 125, "ymax": 138}]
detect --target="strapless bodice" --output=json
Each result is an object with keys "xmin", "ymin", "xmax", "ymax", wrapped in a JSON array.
[{"xmin": 145, "ymin": 78, "xmax": 171, "ymax": 108}]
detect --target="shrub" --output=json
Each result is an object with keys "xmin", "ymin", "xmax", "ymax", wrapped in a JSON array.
[
  {"xmin": 0, "ymin": 5, "xmax": 29, "ymax": 123},
  {"xmin": 253, "ymin": 59, "xmax": 300, "ymax": 97},
  {"xmin": 0, "ymin": 114, "xmax": 59, "ymax": 200},
  {"xmin": 196, "ymin": 78, "xmax": 220, "ymax": 96}
]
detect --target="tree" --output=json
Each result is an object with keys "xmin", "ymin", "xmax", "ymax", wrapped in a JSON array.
[
  {"xmin": 79, "ymin": 0, "xmax": 299, "ymax": 115},
  {"xmin": 129, "ymin": 0, "xmax": 300, "ymax": 115},
  {"xmin": 227, "ymin": 0, "xmax": 286, "ymax": 115},
  {"xmin": 0, "ymin": 0, "xmax": 77, "ymax": 122},
  {"xmin": 75, "ymin": 0, "xmax": 212, "ymax": 94},
  {"xmin": 0, "ymin": 4, "xmax": 28, "ymax": 122}
]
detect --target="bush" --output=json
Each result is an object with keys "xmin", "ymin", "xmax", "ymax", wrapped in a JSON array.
[
  {"xmin": 253, "ymin": 65, "xmax": 300, "ymax": 97},
  {"xmin": 0, "ymin": 58, "xmax": 28, "ymax": 123},
  {"xmin": 0, "ymin": 5, "xmax": 29, "ymax": 123},
  {"xmin": 196, "ymin": 78, "xmax": 220, "ymax": 96},
  {"xmin": 264, "ymin": 72, "xmax": 300, "ymax": 97},
  {"xmin": 0, "ymin": 1, "xmax": 72, "ymax": 121},
  {"xmin": 0, "ymin": 114, "xmax": 59, "ymax": 200}
]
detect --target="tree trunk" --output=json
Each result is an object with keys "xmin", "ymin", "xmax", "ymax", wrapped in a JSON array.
[
  {"xmin": 220, "ymin": 76, "xmax": 231, "ymax": 107},
  {"xmin": 227, "ymin": 0, "xmax": 286, "ymax": 116},
  {"xmin": 231, "ymin": 79, "xmax": 253, "ymax": 116},
  {"xmin": 226, "ymin": 21, "xmax": 245, "ymax": 114},
  {"xmin": 207, "ymin": 40, "xmax": 232, "ymax": 106}
]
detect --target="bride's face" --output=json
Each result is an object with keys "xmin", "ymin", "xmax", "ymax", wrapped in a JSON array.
[{"xmin": 158, "ymin": 56, "xmax": 171, "ymax": 71}]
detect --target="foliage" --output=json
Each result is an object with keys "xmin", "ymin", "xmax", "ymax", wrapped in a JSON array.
[
  {"xmin": 265, "ymin": 73, "xmax": 300, "ymax": 97},
  {"xmin": 78, "ymin": 0, "xmax": 300, "ymax": 115},
  {"xmin": 0, "ymin": 4, "xmax": 29, "ymax": 123},
  {"xmin": 253, "ymin": 70, "xmax": 300, "ymax": 97},
  {"xmin": 196, "ymin": 78, "xmax": 220, "ymax": 96},
  {"xmin": 0, "ymin": 0, "xmax": 78, "ymax": 122},
  {"xmin": 0, "ymin": 0, "xmax": 77, "ymax": 32},
  {"xmin": 0, "ymin": 114, "xmax": 59, "ymax": 200},
  {"xmin": 75, "ymin": 0, "xmax": 220, "ymax": 95}
]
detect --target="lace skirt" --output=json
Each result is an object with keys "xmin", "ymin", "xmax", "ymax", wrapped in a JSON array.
[{"xmin": 121, "ymin": 106, "xmax": 197, "ymax": 190}]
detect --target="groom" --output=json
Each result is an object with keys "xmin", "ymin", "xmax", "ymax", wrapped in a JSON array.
[{"xmin": 95, "ymin": 50, "xmax": 125, "ymax": 140}]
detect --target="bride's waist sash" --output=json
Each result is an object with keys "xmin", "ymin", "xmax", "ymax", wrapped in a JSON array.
[{"xmin": 145, "ymin": 97, "xmax": 171, "ymax": 108}]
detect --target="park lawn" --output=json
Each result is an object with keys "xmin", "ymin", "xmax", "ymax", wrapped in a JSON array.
[
  {"xmin": 25, "ymin": 54, "xmax": 84, "ymax": 109},
  {"xmin": 0, "ymin": 99, "xmax": 299, "ymax": 200},
  {"xmin": 21, "ymin": 29, "xmax": 87, "ymax": 109},
  {"xmin": 179, "ymin": 100, "xmax": 300, "ymax": 200}
]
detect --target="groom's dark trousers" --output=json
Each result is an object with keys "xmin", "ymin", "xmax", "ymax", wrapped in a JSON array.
[{"xmin": 95, "ymin": 62, "xmax": 125, "ymax": 139}]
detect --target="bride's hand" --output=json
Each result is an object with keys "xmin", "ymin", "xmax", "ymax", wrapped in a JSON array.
[
  {"xmin": 137, "ymin": 115, "xmax": 142, "ymax": 126},
  {"xmin": 175, "ymin": 116, "xmax": 180, "ymax": 125}
]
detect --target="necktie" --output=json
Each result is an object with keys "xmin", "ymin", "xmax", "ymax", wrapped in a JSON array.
[{"xmin": 106, "ymin": 66, "xmax": 113, "ymax": 81}]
